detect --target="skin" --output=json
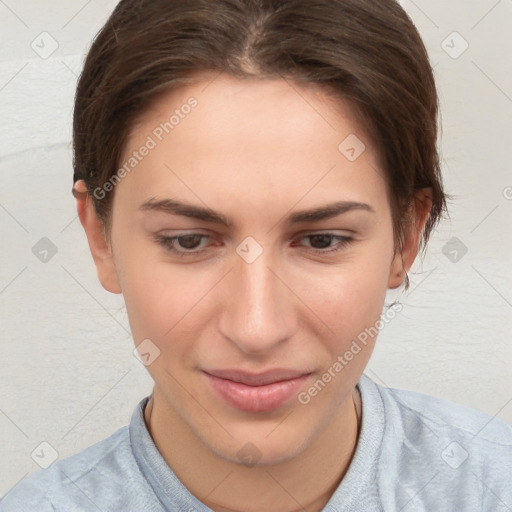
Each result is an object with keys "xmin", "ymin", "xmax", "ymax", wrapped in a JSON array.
[{"xmin": 75, "ymin": 72, "xmax": 431, "ymax": 512}]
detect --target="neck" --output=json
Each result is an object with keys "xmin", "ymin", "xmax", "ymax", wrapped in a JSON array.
[{"xmin": 144, "ymin": 388, "xmax": 361, "ymax": 512}]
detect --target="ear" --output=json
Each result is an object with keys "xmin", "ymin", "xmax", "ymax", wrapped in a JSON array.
[
  {"xmin": 74, "ymin": 180, "xmax": 122, "ymax": 294},
  {"xmin": 388, "ymin": 188, "xmax": 433, "ymax": 289}
]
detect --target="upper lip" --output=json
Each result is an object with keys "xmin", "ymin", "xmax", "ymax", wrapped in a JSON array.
[{"xmin": 203, "ymin": 368, "xmax": 311, "ymax": 386}]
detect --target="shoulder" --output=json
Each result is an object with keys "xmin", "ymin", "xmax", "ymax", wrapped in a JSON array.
[
  {"xmin": 359, "ymin": 375, "xmax": 512, "ymax": 509},
  {"xmin": 0, "ymin": 425, "xmax": 137, "ymax": 511},
  {"xmin": 379, "ymin": 381, "xmax": 512, "ymax": 447}
]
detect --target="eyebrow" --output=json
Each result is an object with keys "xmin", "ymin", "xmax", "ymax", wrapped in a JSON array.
[{"xmin": 139, "ymin": 198, "xmax": 375, "ymax": 227}]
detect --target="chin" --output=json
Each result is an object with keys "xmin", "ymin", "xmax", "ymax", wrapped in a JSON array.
[{"xmin": 204, "ymin": 425, "xmax": 313, "ymax": 467}]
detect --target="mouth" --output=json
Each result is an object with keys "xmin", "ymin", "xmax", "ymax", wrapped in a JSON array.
[{"xmin": 202, "ymin": 368, "xmax": 311, "ymax": 412}]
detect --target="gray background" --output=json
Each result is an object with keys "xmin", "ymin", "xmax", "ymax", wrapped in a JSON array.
[{"xmin": 0, "ymin": 0, "xmax": 511, "ymax": 495}]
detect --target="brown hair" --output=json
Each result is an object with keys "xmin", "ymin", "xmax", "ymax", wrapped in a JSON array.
[{"xmin": 73, "ymin": 0, "xmax": 447, "ymax": 259}]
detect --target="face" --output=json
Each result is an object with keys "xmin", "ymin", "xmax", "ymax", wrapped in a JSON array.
[{"xmin": 85, "ymin": 72, "xmax": 417, "ymax": 465}]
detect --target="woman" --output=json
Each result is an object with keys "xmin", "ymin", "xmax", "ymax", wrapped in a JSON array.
[{"xmin": 2, "ymin": 0, "xmax": 510, "ymax": 510}]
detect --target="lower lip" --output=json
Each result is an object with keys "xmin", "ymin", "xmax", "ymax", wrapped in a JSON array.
[{"xmin": 204, "ymin": 373, "xmax": 310, "ymax": 413}]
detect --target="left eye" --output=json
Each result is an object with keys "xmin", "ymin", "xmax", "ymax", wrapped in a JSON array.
[
  {"xmin": 298, "ymin": 233, "xmax": 351, "ymax": 251},
  {"xmin": 154, "ymin": 232, "xmax": 353, "ymax": 256}
]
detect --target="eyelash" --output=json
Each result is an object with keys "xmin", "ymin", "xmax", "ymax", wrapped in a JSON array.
[{"xmin": 153, "ymin": 232, "xmax": 354, "ymax": 257}]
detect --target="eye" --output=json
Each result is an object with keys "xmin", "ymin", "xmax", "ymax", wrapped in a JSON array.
[
  {"xmin": 153, "ymin": 233, "xmax": 211, "ymax": 256},
  {"xmin": 294, "ymin": 233, "xmax": 354, "ymax": 254},
  {"xmin": 153, "ymin": 232, "xmax": 354, "ymax": 258}
]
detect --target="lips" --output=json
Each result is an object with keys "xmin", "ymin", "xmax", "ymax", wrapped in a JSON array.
[
  {"xmin": 205, "ymin": 368, "xmax": 309, "ymax": 386},
  {"xmin": 203, "ymin": 368, "xmax": 311, "ymax": 412}
]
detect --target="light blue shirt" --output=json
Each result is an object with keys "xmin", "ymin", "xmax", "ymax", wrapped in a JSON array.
[{"xmin": 2, "ymin": 374, "xmax": 511, "ymax": 511}]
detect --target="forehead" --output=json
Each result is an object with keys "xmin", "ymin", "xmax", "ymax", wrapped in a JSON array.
[
  {"xmin": 128, "ymin": 72, "xmax": 374, "ymax": 156},
  {"xmin": 116, "ymin": 73, "xmax": 387, "ymax": 216}
]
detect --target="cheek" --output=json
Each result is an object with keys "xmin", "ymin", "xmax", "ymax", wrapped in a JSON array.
[
  {"xmin": 120, "ymin": 262, "xmax": 211, "ymax": 343},
  {"xmin": 298, "ymin": 254, "xmax": 392, "ymax": 340}
]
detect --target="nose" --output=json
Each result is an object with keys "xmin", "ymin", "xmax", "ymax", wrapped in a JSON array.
[{"xmin": 217, "ymin": 246, "xmax": 296, "ymax": 355}]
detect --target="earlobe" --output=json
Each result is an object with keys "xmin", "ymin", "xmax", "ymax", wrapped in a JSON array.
[
  {"xmin": 74, "ymin": 180, "xmax": 122, "ymax": 294},
  {"xmin": 388, "ymin": 189, "xmax": 433, "ymax": 289}
]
